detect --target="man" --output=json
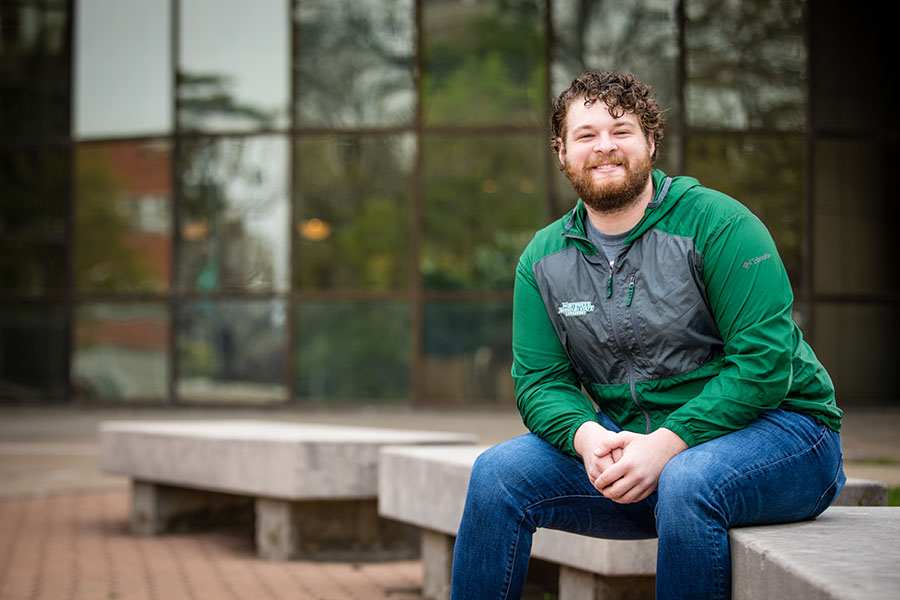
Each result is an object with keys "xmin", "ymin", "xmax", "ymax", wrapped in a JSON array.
[{"xmin": 450, "ymin": 71, "xmax": 844, "ymax": 599}]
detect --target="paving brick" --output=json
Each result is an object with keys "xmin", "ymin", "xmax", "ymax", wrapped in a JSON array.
[{"xmin": 0, "ymin": 490, "xmax": 424, "ymax": 600}]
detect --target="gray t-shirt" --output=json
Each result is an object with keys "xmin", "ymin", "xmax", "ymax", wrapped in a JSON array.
[{"xmin": 585, "ymin": 214, "xmax": 632, "ymax": 267}]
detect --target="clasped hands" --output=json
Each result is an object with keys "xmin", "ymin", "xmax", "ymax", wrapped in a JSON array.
[{"xmin": 573, "ymin": 421, "xmax": 688, "ymax": 504}]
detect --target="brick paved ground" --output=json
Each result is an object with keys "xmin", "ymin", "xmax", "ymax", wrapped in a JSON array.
[{"xmin": 0, "ymin": 490, "xmax": 423, "ymax": 600}]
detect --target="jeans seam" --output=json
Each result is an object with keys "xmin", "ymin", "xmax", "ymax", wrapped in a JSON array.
[{"xmin": 713, "ymin": 420, "xmax": 829, "ymax": 505}]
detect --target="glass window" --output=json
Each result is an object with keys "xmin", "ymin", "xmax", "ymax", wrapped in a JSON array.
[
  {"xmin": 294, "ymin": 134, "xmax": 414, "ymax": 290},
  {"xmin": 177, "ymin": 299, "xmax": 287, "ymax": 404},
  {"xmin": 810, "ymin": 1, "xmax": 899, "ymax": 136},
  {"xmin": 551, "ymin": 0, "xmax": 680, "ymax": 125},
  {"xmin": 75, "ymin": 0, "xmax": 172, "ymax": 139},
  {"xmin": 422, "ymin": 132, "xmax": 546, "ymax": 290},
  {"xmin": 685, "ymin": 0, "xmax": 805, "ymax": 131},
  {"xmin": 0, "ymin": 0, "xmax": 71, "ymax": 138},
  {"xmin": 178, "ymin": 0, "xmax": 289, "ymax": 132},
  {"xmin": 75, "ymin": 140, "xmax": 172, "ymax": 293},
  {"xmin": 686, "ymin": 135, "xmax": 805, "ymax": 289},
  {"xmin": 423, "ymin": 0, "xmax": 546, "ymax": 126},
  {"xmin": 294, "ymin": 301, "xmax": 411, "ymax": 403},
  {"xmin": 0, "ymin": 302, "xmax": 66, "ymax": 401},
  {"xmin": 0, "ymin": 146, "xmax": 69, "ymax": 296},
  {"xmin": 72, "ymin": 303, "xmax": 169, "ymax": 402},
  {"xmin": 294, "ymin": 0, "xmax": 415, "ymax": 128},
  {"xmin": 177, "ymin": 135, "xmax": 290, "ymax": 293},
  {"xmin": 814, "ymin": 302, "xmax": 899, "ymax": 405},
  {"xmin": 813, "ymin": 139, "xmax": 899, "ymax": 296},
  {"xmin": 422, "ymin": 300, "xmax": 513, "ymax": 405}
]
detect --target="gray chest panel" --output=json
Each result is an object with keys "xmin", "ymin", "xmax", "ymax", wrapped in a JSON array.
[{"xmin": 534, "ymin": 229, "xmax": 723, "ymax": 385}]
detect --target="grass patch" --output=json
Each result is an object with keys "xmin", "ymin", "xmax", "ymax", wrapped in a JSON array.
[{"xmin": 889, "ymin": 486, "xmax": 900, "ymax": 507}]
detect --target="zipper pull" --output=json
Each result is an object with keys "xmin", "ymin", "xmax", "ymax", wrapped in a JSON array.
[
  {"xmin": 606, "ymin": 263, "xmax": 613, "ymax": 298},
  {"xmin": 626, "ymin": 274, "xmax": 635, "ymax": 307}
]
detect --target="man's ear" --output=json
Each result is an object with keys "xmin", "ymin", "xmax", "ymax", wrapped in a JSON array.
[{"xmin": 557, "ymin": 138, "xmax": 566, "ymax": 168}]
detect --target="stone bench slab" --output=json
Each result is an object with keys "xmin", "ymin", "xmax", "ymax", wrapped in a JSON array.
[
  {"xmin": 99, "ymin": 420, "xmax": 477, "ymax": 561},
  {"xmin": 379, "ymin": 444, "xmax": 889, "ymax": 599},
  {"xmin": 731, "ymin": 506, "xmax": 900, "ymax": 599},
  {"xmin": 100, "ymin": 420, "xmax": 477, "ymax": 500}
]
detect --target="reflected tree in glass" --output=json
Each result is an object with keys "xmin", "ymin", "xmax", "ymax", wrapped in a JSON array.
[
  {"xmin": 72, "ymin": 303, "xmax": 169, "ymax": 402},
  {"xmin": 422, "ymin": 133, "xmax": 546, "ymax": 290},
  {"xmin": 76, "ymin": 141, "xmax": 172, "ymax": 293},
  {"xmin": 551, "ymin": 0, "xmax": 679, "ymax": 120},
  {"xmin": 423, "ymin": 0, "xmax": 546, "ymax": 126},
  {"xmin": 294, "ymin": 301, "xmax": 411, "ymax": 403},
  {"xmin": 177, "ymin": 299, "xmax": 287, "ymax": 404},
  {"xmin": 295, "ymin": 0, "xmax": 415, "ymax": 128},
  {"xmin": 178, "ymin": 0, "xmax": 289, "ymax": 132},
  {"xmin": 686, "ymin": 0, "xmax": 805, "ymax": 130},
  {"xmin": 294, "ymin": 135, "xmax": 414, "ymax": 290},
  {"xmin": 687, "ymin": 135, "xmax": 805, "ymax": 288},
  {"xmin": 178, "ymin": 135, "xmax": 289, "ymax": 293},
  {"xmin": 422, "ymin": 301, "xmax": 514, "ymax": 405}
]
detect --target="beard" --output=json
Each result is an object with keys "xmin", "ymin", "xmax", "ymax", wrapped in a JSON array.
[{"xmin": 563, "ymin": 151, "xmax": 652, "ymax": 214}]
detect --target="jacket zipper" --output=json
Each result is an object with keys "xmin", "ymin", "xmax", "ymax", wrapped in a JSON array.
[
  {"xmin": 607, "ymin": 264, "xmax": 652, "ymax": 434},
  {"xmin": 627, "ymin": 274, "xmax": 649, "ymax": 360}
]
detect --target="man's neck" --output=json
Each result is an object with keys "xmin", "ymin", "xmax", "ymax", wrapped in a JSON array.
[{"xmin": 584, "ymin": 176, "xmax": 654, "ymax": 235}]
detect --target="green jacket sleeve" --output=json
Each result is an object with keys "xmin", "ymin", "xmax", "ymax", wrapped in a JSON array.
[
  {"xmin": 512, "ymin": 253, "xmax": 598, "ymax": 457},
  {"xmin": 661, "ymin": 211, "xmax": 795, "ymax": 447}
]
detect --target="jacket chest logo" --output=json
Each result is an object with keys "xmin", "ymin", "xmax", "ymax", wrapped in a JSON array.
[{"xmin": 558, "ymin": 301, "xmax": 596, "ymax": 317}]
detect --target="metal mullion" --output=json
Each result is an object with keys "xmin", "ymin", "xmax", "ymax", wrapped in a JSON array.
[
  {"xmin": 286, "ymin": 0, "xmax": 299, "ymax": 405},
  {"xmin": 169, "ymin": 0, "xmax": 181, "ymax": 407},
  {"xmin": 411, "ymin": 0, "xmax": 425, "ymax": 407},
  {"xmin": 802, "ymin": 0, "xmax": 815, "ymax": 340}
]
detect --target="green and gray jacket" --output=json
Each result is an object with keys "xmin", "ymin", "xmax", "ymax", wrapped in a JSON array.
[{"xmin": 513, "ymin": 169, "xmax": 841, "ymax": 457}]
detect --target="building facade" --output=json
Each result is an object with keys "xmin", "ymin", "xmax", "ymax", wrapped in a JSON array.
[{"xmin": 1, "ymin": 0, "xmax": 897, "ymax": 407}]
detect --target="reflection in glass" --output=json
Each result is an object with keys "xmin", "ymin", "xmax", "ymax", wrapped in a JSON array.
[
  {"xmin": 685, "ymin": 0, "xmax": 805, "ymax": 130},
  {"xmin": 75, "ymin": 0, "xmax": 171, "ymax": 138},
  {"xmin": 177, "ymin": 300, "xmax": 287, "ymax": 404},
  {"xmin": 551, "ymin": 0, "xmax": 679, "ymax": 125},
  {"xmin": 813, "ymin": 139, "xmax": 899, "ymax": 295},
  {"xmin": 811, "ymin": 4, "xmax": 897, "ymax": 136},
  {"xmin": 178, "ymin": 135, "xmax": 289, "ymax": 293},
  {"xmin": 0, "ymin": 0, "xmax": 70, "ymax": 138},
  {"xmin": 0, "ymin": 146, "xmax": 69, "ymax": 295},
  {"xmin": 76, "ymin": 141, "xmax": 172, "ymax": 293},
  {"xmin": 179, "ymin": 0, "xmax": 289, "ymax": 132},
  {"xmin": 0, "ymin": 303, "xmax": 66, "ymax": 401},
  {"xmin": 294, "ymin": 135, "xmax": 414, "ymax": 290},
  {"xmin": 72, "ymin": 303, "xmax": 169, "ymax": 402},
  {"xmin": 423, "ymin": 0, "xmax": 545, "ymax": 126},
  {"xmin": 422, "ymin": 133, "xmax": 546, "ymax": 290},
  {"xmin": 423, "ymin": 301, "xmax": 513, "ymax": 405},
  {"xmin": 294, "ymin": 301, "xmax": 411, "ymax": 403},
  {"xmin": 814, "ymin": 303, "xmax": 898, "ymax": 405},
  {"xmin": 295, "ymin": 0, "xmax": 415, "ymax": 128},
  {"xmin": 686, "ymin": 135, "xmax": 804, "ymax": 288}
]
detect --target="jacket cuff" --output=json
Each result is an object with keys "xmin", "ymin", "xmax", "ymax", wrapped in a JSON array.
[{"xmin": 660, "ymin": 420, "xmax": 697, "ymax": 449}]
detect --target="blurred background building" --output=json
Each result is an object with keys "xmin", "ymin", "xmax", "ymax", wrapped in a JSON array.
[{"xmin": 1, "ymin": 0, "xmax": 897, "ymax": 409}]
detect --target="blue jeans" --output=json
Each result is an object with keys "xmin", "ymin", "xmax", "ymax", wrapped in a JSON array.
[{"xmin": 450, "ymin": 409, "xmax": 845, "ymax": 600}]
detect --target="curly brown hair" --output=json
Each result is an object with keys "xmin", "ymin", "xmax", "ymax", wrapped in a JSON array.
[{"xmin": 550, "ymin": 71, "xmax": 664, "ymax": 164}]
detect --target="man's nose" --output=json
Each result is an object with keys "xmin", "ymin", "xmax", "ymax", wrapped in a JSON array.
[{"xmin": 592, "ymin": 133, "xmax": 617, "ymax": 153}]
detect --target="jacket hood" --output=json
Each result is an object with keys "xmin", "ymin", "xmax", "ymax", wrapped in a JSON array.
[{"xmin": 561, "ymin": 169, "xmax": 702, "ymax": 245}]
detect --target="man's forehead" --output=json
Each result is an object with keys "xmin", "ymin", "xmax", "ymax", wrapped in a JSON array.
[{"xmin": 567, "ymin": 99, "xmax": 639, "ymax": 129}]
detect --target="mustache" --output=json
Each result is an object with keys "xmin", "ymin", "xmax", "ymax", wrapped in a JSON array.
[{"xmin": 584, "ymin": 155, "xmax": 627, "ymax": 169}]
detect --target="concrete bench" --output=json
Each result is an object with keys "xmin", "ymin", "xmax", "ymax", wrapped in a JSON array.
[
  {"xmin": 378, "ymin": 444, "xmax": 889, "ymax": 600},
  {"xmin": 731, "ymin": 506, "xmax": 900, "ymax": 599},
  {"xmin": 99, "ymin": 420, "xmax": 476, "ymax": 561}
]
